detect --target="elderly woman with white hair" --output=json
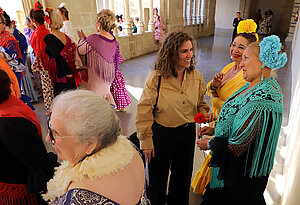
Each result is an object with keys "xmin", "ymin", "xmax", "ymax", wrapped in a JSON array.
[
  {"xmin": 44, "ymin": 8, "xmax": 81, "ymax": 97},
  {"xmin": 43, "ymin": 90, "xmax": 147, "ymax": 205}
]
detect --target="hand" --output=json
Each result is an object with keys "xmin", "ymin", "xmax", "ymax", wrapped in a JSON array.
[
  {"xmin": 143, "ymin": 148, "xmax": 155, "ymax": 164},
  {"xmin": 66, "ymin": 74, "xmax": 73, "ymax": 78},
  {"xmin": 198, "ymin": 126, "xmax": 214, "ymax": 138},
  {"xmin": 212, "ymin": 72, "xmax": 224, "ymax": 88},
  {"xmin": 196, "ymin": 138, "xmax": 210, "ymax": 150},
  {"xmin": 77, "ymin": 29, "xmax": 86, "ymax": 40},
  {"xmin": 205, "ymin": 113, "xmax": 217, "ymax": 123}
]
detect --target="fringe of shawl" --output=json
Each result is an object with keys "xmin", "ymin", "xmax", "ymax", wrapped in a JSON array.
[{"xmin": 87, "ymin": 48, "xmax": 115, "ymax": 83}]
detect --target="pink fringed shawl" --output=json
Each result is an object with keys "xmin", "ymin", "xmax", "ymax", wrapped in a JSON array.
[{"xmin": 75, "ymin": 34, "xmax": 118, "ymax": 83}]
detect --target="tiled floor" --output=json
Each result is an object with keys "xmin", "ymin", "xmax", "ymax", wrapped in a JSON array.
[{"xmin": 33, "ymin": 28, "xmax": 291, "ymax": 205}]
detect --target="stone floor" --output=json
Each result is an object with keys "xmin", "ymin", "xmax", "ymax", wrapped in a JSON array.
[{"xmin": 33, "ymin": 28, "xmax": 291, "ymax": 205}]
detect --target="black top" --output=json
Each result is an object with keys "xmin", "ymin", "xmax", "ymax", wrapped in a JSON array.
[
  {"xmin": 0, "ymin": 117, "xmax": 58, "ymax": 194},
  {"xmin": 233, "ymin": 17, "xmax": 243, "ymax": 29},
  {"xmin": 44, "ymin": 33, "xmax": 73, "ymax": 78}
]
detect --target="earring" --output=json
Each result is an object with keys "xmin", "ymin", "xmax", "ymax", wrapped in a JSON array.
[{"xmin": 261, "ymin": 65, "xmax": 265, "ymax": 69}]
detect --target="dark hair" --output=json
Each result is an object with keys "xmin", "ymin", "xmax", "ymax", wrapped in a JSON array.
[
  {"xmin": 0, "ymin": 14, "xmax": 5, "ymax": 25},
  {"xmin": 154, "ymin": 32, "xmax": 196, "ymax": 78},
  {"xmin": 2, "ymin": 11, "xmax": 11, "ymax": 27},
  {"xmin": 58, "ymin": 6, "xmax": 69, "ymax": 20},
  {"xmin": 258, "ymin": 9, "xmax": 261, "ymax": 12},
  {"xmin": 268, "ymin": 10, "xmax": 274, "ymax": 16},
  {"xmin": 234, "ymin": 33, "xmax": 257, "ymax": 44},
  {"xmin": 264, "ymin": 11, "xmax": 268, "ymax": 15},
  {"xmin": 237, "ymin": 11, "xmax": 241, "ymax": 15},
  {"xmin": 0, "ymin": 69, "xmax": 11, "ymax": 103},
  {"xmin": 26, "ymin": 16, "xmax": 31, "ymax": 23},
  {"xmin": 30, "ymin": 9, "xmax": 45, "ymax": 25}
]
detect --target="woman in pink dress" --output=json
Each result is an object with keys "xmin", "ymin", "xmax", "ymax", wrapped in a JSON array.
[
  {"xmin": 76, "ymin": 9, "xmax": 131, "ymax": 109},
  {"xmin": 153, "ymin": 8, "xmax": 165, "ymax": 44}
]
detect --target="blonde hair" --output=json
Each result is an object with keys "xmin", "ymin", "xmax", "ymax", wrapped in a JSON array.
[
  {"xmin": 49, "ymin": 10, "xmax": 63, "ymax": 30},
  {"xmin": 247, "ymin": 42, "xmax": 277, "ymax": 78},
  {"xmin": 96, "ymin": 9, "xmax": 116, "ymax": 32}
]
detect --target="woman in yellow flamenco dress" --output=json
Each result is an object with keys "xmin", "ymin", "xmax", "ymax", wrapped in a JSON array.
[{"xmin": 191, "ymin": 19, "xmax": 259, "ymax": 195}]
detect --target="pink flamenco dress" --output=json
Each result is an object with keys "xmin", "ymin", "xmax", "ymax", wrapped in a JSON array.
[
  {"xmin": 153, "ymin": 15, "xmax": 165, "ymax": 44},
  {"xmin": 76, "ymin": 34, "xmax": 130, "ymax": 109}
]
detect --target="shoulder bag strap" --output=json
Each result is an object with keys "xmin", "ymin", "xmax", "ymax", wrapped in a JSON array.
[{"xmin": 152, "ymin": 75, "xmax": 162, "ymax": 116}]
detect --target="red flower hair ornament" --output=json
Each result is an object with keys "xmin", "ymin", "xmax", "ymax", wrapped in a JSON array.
[
  {"xmin": 194, "ymin": 113, "xmax": 206, "ymax": 123},
  {"xmin": 44, "ymin": 7, "xmax": 53, "ymax": 25},
  {"xmin": 44, "ymin": 15, "xmax": 51, "ymax": 25},
  {"xmin": 0, "ymin": 8, "xmax": 4, "ymax": 15},
  {"xmin": 34, "ymin": 1, "xmax": 43, "ymax": 11}
]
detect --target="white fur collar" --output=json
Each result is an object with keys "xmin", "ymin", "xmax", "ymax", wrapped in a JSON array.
[{"xmin": 43, "ymin": 135, "xmax": 134, "ymax": 203}]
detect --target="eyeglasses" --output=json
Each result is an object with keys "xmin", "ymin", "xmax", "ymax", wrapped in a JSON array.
[{"xmin": 47, "ymin": 116, "xmax": 77, "ymax": 145}]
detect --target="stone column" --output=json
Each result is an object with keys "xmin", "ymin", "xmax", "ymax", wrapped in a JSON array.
[
  {"xmin": 208, "ymin": 0, "xmax": 216, "ymax": 35},
  {"xmin": 124, "ymin": 0, "xmax": 132, "ymax": 35},
  {"xmin": 21, "ymin": 0, "xmax": 33, "ymax": 16},
  {"xmin": 202, "ymin": 0, "xmax": 209, "ymax": 33},
  {"xmin": 109, "ymin": 0, "xmax": 115, "ymax": 11},
  {"xmin": 192, "ymin": 0, "xmax": 196, "ymax": 25},
  {"xmin": 148, "ymin": 0, "xmax": 155, "ymax": 31},
  {"xmin": 41, "ymin": 0, "xmax": 47, "ymax": 9},
  {"xmin": 183, "ymin": 0, "xmax": 187, "ymax": 26},
  {"xmin": 239, "ymin": 0, "xmax": 252, "ymax": 19},
  {"xmin": 196, "ymin": 0, "xmax": 201, "ymax": 24},
  {"xmin": 109, "ymin": 0, "xmax": 118, "ymax": 36},
  {"xmin": 137, "ymin": 0, "xmax": 144, "ymax": 33},
  {"xmin": 187, "ymin": 0, "xmax": 192, "ymax": 25}
]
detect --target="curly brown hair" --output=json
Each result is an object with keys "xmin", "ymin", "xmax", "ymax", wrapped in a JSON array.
[
  {"xmin": 96, "ymin": 9, "xmax": 116, "ymax": 32},
  {"xmin": 154, "ymin": 31, "xmax": 196, "ymax": 78}
]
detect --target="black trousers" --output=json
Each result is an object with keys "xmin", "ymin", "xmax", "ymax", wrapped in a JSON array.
[{"xmin": 148, "ymin": 121, "xmax": 196, "ymax": 205}]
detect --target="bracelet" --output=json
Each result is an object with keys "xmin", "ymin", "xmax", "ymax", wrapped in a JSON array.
[
  {"xmin": 210, "ymin": 83, "xmax": 218, "ymax": 91},
  {"xmin": 207, "ymin": 139, "xmax": 211, "ymax": 150}
]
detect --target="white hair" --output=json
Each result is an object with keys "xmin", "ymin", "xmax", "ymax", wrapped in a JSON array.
[{"xmin": 51, "ymin": 90, "xmax": 121, "ymax": 148}]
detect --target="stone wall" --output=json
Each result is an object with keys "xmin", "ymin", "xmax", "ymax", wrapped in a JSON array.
[
  {"xmin": 23, "ymin": 0, "xmax": 216, "ymax": 61},
  {"xmin": 286, "ymin": 0, "xmax": 300, "ymax": 41},
  {"xmin": 247, "ymin": 0, "xmax": 294, "ymax": 39},
  {"xmin": 116, "ymin": 32, "xmax": 159, "ymax": 60}
]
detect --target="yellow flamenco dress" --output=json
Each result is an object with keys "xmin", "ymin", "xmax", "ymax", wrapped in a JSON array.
[{"xmin": 191, "ymin": 62, "xmax": 247, "ymax": 194}]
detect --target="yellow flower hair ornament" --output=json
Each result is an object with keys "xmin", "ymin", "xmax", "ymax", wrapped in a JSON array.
[{"xmin": 237, "ymin": 19, "xmax": 259, "ymax": 41}]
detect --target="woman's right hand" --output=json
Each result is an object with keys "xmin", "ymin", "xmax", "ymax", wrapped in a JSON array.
[
  {"xmin": 143, "ymin": 148, "xmax": 155, "ymax": 164},
  {"xmin": 76, "ymin": 29, "xmax": 86, "ymax": 40},
  {"xmin": 212, "ymin": 72, "xmax": 224, "ymax": 88},
  {"xmin": 198, "ymin": 126, "xmax": 214, "ymax": 138}
]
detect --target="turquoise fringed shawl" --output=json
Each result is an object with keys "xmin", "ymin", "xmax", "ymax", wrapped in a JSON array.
[{"xmin": 210, "ymin": 77, "xmax": 283, "ymax": 189}]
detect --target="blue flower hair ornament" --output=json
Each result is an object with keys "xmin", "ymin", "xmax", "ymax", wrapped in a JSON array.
[{"xmin": 259, "ymin": 35, "xmax": 288, "ymax": 70}]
